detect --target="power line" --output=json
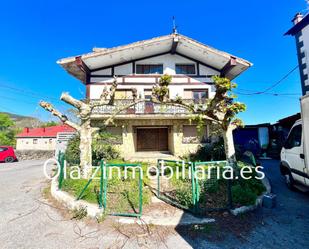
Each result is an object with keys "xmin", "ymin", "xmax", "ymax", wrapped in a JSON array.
[
  {"xmin": 234, "ymin": 65, "xmax": 299, "ymax": 96},
  {"xmin": 0, "ymin": 83, "xmax": 62, "ymax": 102},
  {"xmin": 0, "ymin": 103, "xmax": 16, "ymax": 113},
  {"xmin": 0, "ymin": 83, "xmax": 71, "ymax": 109},
  {"xmin": 0, "ymin": 95, "xmax": 39, "ymax": 105}
]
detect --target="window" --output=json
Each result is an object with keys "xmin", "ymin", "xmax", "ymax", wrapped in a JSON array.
[
  {"xmin": 0, "ymin": 147, "xmax": 8, "ymax": 152},
  {"xmin": 183, "ymin": 125, "xmax": 209, "ymax": 144},
  {"xmin": 33, "ymin": 139, "xmax": 38, "ymax": 144},
  {"xmin": 184, "ymin": 89, "xmax": 208, "ymax": 102},
  {"xmin": 176, "ymin": 64, "xmax": 196, "ymax": 75},
  {"xmin": 285, "ymin": 125, "xmax": 302, "ymax": 149},
  {"xmin": 115, "ymin": 89, "xmax": 133, "ymax": 99},
  {"xmin": 144, "ymin": 89, "xmax": 152, "ymax": 100},
  {"xmin": 193, "ymin": 90, "xmax": 208, "ymax": 102},
  {"xmin": 136, "ymin": 64, "xmax": 163, "ymax": 74},
  {"xmin": 49, "ymin": 139, "xmax": 53, "ymax": 144}
]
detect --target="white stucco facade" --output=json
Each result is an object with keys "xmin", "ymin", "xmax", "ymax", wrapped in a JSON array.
[
  {"xmin": 57, "ymin": 33, "xmax": 251, "ymax": 158},
  {"xmin": 16, "ymin": 137, "xmax": 57, "ymax": 150}
]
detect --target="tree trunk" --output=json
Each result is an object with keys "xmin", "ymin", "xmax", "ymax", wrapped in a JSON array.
[
  {"xmin": 222, "ymin": 127, "xmax": 237, "ymax": 168},
  {"xmin": 79, "ymin": 119, "xmax": 93, "ymax": 179}
]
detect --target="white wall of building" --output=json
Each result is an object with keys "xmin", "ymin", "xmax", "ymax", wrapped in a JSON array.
[
  {"xmin": 88, "ymin": 53, "xmax": 218, "ymax": 99},
  {"xmin": 16, "ymin": 137, "xmax": 57, "ymax": 150},
  {"xmin": 300, "ymin": 25, "xmax": 309, "ymax": 90}
]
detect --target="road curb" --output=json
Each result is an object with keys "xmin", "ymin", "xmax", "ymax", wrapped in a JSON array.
[
  {"xmin": 50, "ymin": 177, "xmax": 102, "ymax": 218},
  {"xmin": 50, "ymin": 178, "xmax": 215, "ymax": 225},
  {"xmin": 230, "ymin": 176, "xmax": 271, "ymax": 216}
]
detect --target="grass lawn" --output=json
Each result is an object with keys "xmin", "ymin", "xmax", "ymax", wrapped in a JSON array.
[{"xmin": 62, "ymin": 159, "xmax": 152, "ymax": 214}]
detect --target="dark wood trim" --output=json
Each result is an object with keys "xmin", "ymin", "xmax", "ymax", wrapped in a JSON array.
[
  {"xmin": 85, "ymin": 73, "xmax": 91, "ymax": 84},
  {"xmin": 220, "ymin": 57, "xmax": 237, "ymax": 77},
  {"xmin": 171, "ymin": 37, "xmax": 179, "ymax": 54},
  {"xmin": 91, "ymin": 51, "xmax": 170, "ymax": 72},
  {"xmin": 86, "ymin": 84, "xmax": 90, "ymax": 99},
  {"xmin": 111, "ymin": 66, "xmax": 114, "ymax": 76},
  {"xmin": 75, "ymin": 56, "xmax": 91, "ymax": 74},
  {"xmin": 90, "ymin": 74, "xmax": 214, "ymax": 78},
  {"xmin": 174, "ymin": 52, "xmax": 221, "ymax": 72},
  {"xmin": 132, "ymin": 61, "xmax": 135, "ymax": 74},
  {"xmin": 90, "ymin": 51, "xmax": 222, "ymax": 73},
  {"xmin": 196, "ymin": 62, "xmax": 200, "ymax": 76},
  {"xmin": 89, "ymin": 82, "xmax": 214, "ymax": 86}
]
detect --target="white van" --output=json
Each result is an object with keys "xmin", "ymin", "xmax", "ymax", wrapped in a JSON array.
[{"xmin": 280, "ymin": 95, "xmax": 309, "ymax": 190}]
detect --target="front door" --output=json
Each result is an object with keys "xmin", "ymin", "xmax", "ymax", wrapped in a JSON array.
[{"xmin": 136, "ymin": 128, "xmax": 168, "ymax": 151}]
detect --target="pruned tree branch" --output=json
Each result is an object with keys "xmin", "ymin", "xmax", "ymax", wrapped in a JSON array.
[
  {"xmin": 104, "ymin": 99, "xmax": 145, "ymax": 126},
  {"xmin": 90, "ymin": 76, "xmax": 118, "ymax": 108},
  {"xmin": 39, "ymin": 101, "xmax": 81, "ymax": 131},
  {"xmin": 60, "ymin": 92, "xmax": 85, "ymax": 110}
]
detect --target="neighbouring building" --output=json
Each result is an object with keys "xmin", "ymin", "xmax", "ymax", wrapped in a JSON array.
[
  {"xmin": 16, "ymin": 125, "xmax": 76, "ymax": 151},
  {"xmin": 233, "ymin": 113, "xmax": 301, "ymax": 159},
  {"xmin": 57, "ymin": 33, "xmax": 252, "ymax": 158},
  {"xmin": 285, "ymin": 12, "xmax": 309, "ymax": 95}
]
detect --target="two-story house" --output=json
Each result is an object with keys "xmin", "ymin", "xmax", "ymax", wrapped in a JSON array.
[{"xmin": 57, "ymin": 33, "xmax": 251, "ymax": 159}]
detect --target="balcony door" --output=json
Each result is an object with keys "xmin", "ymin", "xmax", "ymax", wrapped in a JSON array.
[{"xmin": 136, "ymin": 128, "xmax": 168, "ymax": 151}]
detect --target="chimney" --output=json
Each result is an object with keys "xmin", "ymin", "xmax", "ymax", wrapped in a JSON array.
[
  {"xmin": 292, "ymin": 13, "xmax": 303, "ymax": 25},
  {"xmin": 24, "ymin": 127, "xmax": 29, "ymax": 133}
]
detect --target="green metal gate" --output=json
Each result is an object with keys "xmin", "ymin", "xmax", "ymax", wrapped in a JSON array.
[
  {"xmin": 155, "ymin": 159, "xmax": 232, "ymax": 214},
  {"xmin": 102, "ymin": 162, "xmax": 143, "ymax": 217}
]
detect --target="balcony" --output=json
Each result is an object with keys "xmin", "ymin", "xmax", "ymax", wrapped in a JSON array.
[{"xmin": 91, "ymin": 99, "xmax": 198, "ymax": 116}]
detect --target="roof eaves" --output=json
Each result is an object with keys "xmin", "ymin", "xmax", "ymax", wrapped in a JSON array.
[
  {"xmin": 57, "ymin": 34, "xmax": 173, "ymax": 65},
  {"xmin": 285, "ymin": 14, "xmax": 309, "ymax": 36}
]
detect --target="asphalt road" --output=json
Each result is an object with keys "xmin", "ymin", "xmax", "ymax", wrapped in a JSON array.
[
  {"xmin": 1, "ymin": 159, "xmax": 309, "ymax": 249},
  {"xmin": 179, "ymin": 159, "xmax": 309, "ymax": 249}
]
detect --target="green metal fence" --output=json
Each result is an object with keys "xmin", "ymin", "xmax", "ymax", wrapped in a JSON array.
[
  {"xmin": 57, "ymin": 152, "xmax": 65, "ymax": 190},
  {"xmin": 156, "ymin": 159, "xmax": 197, "ymax": 213},
  {"xmin": 156, "ymin": 159, "xmax": 232, "ymax": 214},
  {"xmin": 193, "ymin": 161, "xmax": 232, "ymax": 214},
  {"xmin": 102, "ymin": 162, "xmax": 143, "ymax": 217}
]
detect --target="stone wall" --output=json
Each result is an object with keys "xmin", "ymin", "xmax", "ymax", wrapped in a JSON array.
[{"xmin": 15, "ymin": 150, "xmax": 55, "ymax": 161}]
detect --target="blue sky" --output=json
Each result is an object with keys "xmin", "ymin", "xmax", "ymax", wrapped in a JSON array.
[{"xmin": 0, "ymin": 0, "xmax": 307, "ymax": 125}]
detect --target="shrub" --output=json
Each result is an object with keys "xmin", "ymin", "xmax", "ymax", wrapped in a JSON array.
[
  {"xmin": 175, "ymin": 186, "xmax": 193, "ymax": 208},
  {"xmin": 232, "ymin": 167, "xmax": 266, "ymax": 206},
  {"xmin": 231, "ymin": 184, "xmax": 257, "ymax": 206},
  {"xmin": 65, "ymin": 136, "xmax": 80, "ymax": 164},
  {"xmin": 186, "ymin": 137, "xmax": 225, "ymax": 161},
  {"xmin": 65, "ymin": 131, "xmax": 120, "ymax": 165}
]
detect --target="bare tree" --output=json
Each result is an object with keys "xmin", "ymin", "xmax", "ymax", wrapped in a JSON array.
[
  {"xmin": 151, "ymin": 75, "xmax": 245, "ymax": 167},
  {"xmin": 40, "ymin": 77, "xmax": 142, "ymax": 178}
]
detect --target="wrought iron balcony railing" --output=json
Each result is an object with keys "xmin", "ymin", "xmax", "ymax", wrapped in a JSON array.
[{"xmin": 91, "ymin": 99, "xmax": 203, "ymax": 115}]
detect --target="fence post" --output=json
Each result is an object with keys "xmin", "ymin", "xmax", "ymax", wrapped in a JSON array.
[
  {"xmin": 138, "ymin": 165, "xmax": 143, "ymax": 216},
  {"xmin": 190, "ymin": 162, "xmax": 196, "ymax": 210},
  {"xmin": 58, "ymin": 153, "xmax": 65, "ymax": 190},
  {"xmin": 227, "ymin": 162, "xmax": 233, "ymax": 209},
  {"xmin": 99, "ymin": 160, "xmax": 104, "ymax": 209},
  {"xmin": 157, "ymin": 159, "xmax": 161, "ymax": 197},
  {"xmin": 103, "ymin": 162, "xmax": 108, "ymax": 210}
]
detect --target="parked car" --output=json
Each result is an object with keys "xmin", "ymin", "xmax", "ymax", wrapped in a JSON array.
[
  {"xmin": 0, "ymin": 146, "xmax": 17, "ymax": 163},
  {"xmin": 280, "ymin": 95, "xmax": 309, "ymax": 190}
]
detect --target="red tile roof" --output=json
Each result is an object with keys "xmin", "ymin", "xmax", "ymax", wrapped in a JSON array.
[{"xmin": 16, "ymin": 125, "xmax": 76, "ymax": 138}]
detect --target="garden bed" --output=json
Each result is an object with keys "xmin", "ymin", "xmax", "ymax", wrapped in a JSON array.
[{"xmin": 61, "ymin": 159, "xmax": 152, "ymax": 215}]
